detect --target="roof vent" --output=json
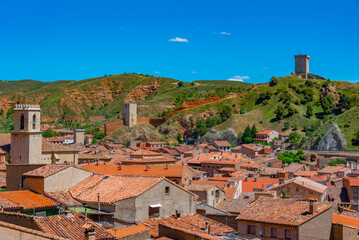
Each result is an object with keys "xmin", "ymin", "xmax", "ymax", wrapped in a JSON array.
[{"xmin": 103, "ymin": 176, "xmax": 109, "ymax": 180}]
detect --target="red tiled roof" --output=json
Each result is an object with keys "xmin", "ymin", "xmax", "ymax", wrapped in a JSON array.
[
  {"xmin": 333, "ymin": 214, "xmax": 359, "ymax": 228},
  {"xmin": 107, "ymin": 225, "xmax": 149, "ymax": 238},
  {"xmin": 295, "ymin": 170, "xmax": 319, "ymax": 177},
  {"xmin": 23, "ymin": 165, "xmax": 70, "ymax": 178},
  {"xmin": 256, "ymin": 130, "xmax": 274, "ymax": 135},
  {"xmin": 140, "ymin": 214, "xmax": 235, "ymax": 238},
  {"xmin": 270, "ymin": 177, "xmax": 327, "ymax": 194},
  {"xmin": 344, "ymin": 177, "xmax": 359, "ymax": 186},
  {"xmin": 80, "ymin": 163, "xmax": 186, "ymax": 178},
  {"xmin": 213, "ymin": 141, "xmax": 231, "ymax": 147},
  {"xmin": 42, "ymin": 139, "xmax": 79, "ymax": 152},
  {"xmin": 70, "ymin": 175, "xmax": 163, "ymax": 204},
  {"xmin": 0, "ymin": 190, "xmax": 59, "ymax": 210},
  {"xmin": 238, "ymin": 197, "xmax": 332, "ymax": 226},
  {"xmin": 35, "ymin": 212, "xmax": 116, "ymax": 240},
  {"xmin": 45, "ymin": 191, "xmax": 82, "ymax": 207},
  {"xmin": 130, "ymin": 149, "xmax": 162, "ymax": 157}
]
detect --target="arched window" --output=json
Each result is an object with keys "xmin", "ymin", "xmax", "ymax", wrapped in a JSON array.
[
  {"xmin": 20, "ymin": 114, "xmax": 25, "ymax": 130},
  {"xmin": 32, "ymin": 114, "xmax": 36, "ymax": 129}
]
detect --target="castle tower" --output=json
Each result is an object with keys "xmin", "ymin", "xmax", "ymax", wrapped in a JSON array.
[
  {"xmin": 123, "ymin": 103, "xmax": 137, "ymax": 127},
  {"xmin": 294, "ymin": 54, "xmax": 310, "ymax": 79},
  {"xmin": 10, "ymin": 104, "xmax": 42, "ymax": 164}
]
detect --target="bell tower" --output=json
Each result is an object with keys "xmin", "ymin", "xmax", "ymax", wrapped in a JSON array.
[{"xmin": 10, "ymin": 105, "xmax": 42, "ymax": 164}]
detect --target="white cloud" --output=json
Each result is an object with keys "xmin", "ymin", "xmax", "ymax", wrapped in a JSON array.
[
  {"xmin": 263, "ymin": 67, "xmax": 269, "ymax": 70},
  {"xmin": 154, "ymin": 71, "xmax": 160, "ymax": 74},
  {"xmin": 191, "ymin": 71, "xmax": 197, "ymax": 74},
  {"xmin": 227, "ymin": 75, "xmax": 250, "ymax": 82},
  {"xmin": 219, "ymin": 31, "xmax": 231, "ymax": 35},
  {"xmin": 169, "ymin": 37, "xmax": 189, "ymax": 42}
]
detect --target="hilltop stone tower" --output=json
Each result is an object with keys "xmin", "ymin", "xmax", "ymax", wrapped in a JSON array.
[
  {"xmin": 294, "ymin": 54, "xmax": 310, "ymax": 79},
  {"xmin": 10, "ymin": 104, "xmax": 42, "ymax": 164},
  {"xmin": 123, "ymin": 103, "xmax": 137, "ymax": 127}
]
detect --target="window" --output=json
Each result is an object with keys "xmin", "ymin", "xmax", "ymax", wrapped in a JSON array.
[
  {"xmin": 285, "ymin": 229, "xmax": 292, "ymax": 240},
  {"xmin": 354, "ymin": 188, "xmax": 358, "ymax": 194},
  {"xmin": 296, "ymin": 187, "xmax": 299, "ymax": 192},
  {"xmin": 287, "ymin": 187, "xmax": 290, "ymax": 192},
  {"xmin": 247, "ymin": 225, "xmax": 256, "ymax": 235},
  {"xmin": 354, "ymin": 198, "xmax": 358, "ymax": 204},
  {"xmin": 215, "ymin": 190, "xmax": 219, "ymax": 198},
  {"xmin": 32, "ymin": 114, "xmax": 36, "ymax": 129},
  {"xmin": 149, "ymin": 205, "xmax": 160, "ymax": 218},
  {"xmin": 165, "ymin": 186, "xmax": 170, "ymax": 195},
  {"xmin": 20, "ymin": 114, "xmax": 25, "ymax": 130},
  {"xmin": 211, "ymin": 191, "xmax": 214, "ymax": 196},
  {"xmin": 271, "ymin": 227, "xmax": 278, "ymax": 238}
]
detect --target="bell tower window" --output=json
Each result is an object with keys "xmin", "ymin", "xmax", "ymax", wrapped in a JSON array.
[
  {"xmin": 32, "ymin": 114, "xmax": 36, "ymax": 129},
  {"xmin": 20, "ymin": 114, "xmax": 25, "ymax": 130}
]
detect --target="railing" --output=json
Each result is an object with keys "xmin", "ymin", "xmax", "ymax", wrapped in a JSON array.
[{"xmin": 15, "ymin": 104, "xmax": 40, "ymax": 109}]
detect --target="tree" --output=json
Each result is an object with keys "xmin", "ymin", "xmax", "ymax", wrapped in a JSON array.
[
  {"xmin": 219, "ymin": 105, "xmax": 232, "ymax": 120},
  {"xmin": 306, "ymin": 104, "xmax": 313, "ymax": 117},
  {"xmin": 288, "ymin": 132, "xmax": 302, "ymax": 144},
  {"xmin": 269, "ymin": 77, "xmax": 278, "ymax": 87},
  {"xmin": 337, "ymin": 93, "xmax": 357, "ymax": 113},
  {"xmin": 177, "ymin": 133, "xmax": 184, "ymax": 144},
  {"xmin": 0, "ymin": 109, "xmax": 3, "ymax": 116},
  {"xmin": 321, "ymin": 95, "xmax": 334, "ymax": 115},
  {"xmin": 286, "ymin": 106, "xmax": 298, "ymax": 117},
  {"xmin": 251, "ymin": 124, "xmax": 257, "ymax": 138},
  {"xmin": 275, "ymin": 105, "xmax": 285, "ymax": 120},
  {"xmin": 240, "ymin": 125, "xmax": 253, "ymax": 144},
  {"xmin": 284, "ymin": 122, "xmax": 290, "ymax": 130},
  {"xmin": 177, "ymin": 81, "xmax": 184, "ymax": 88},
  {"xmin": 352, "ymin": 130, "xmax": 359, "ymax": 146},
  {"xmin": 42, "ymin": 130, "xmax": 53, "ymax": 138}
]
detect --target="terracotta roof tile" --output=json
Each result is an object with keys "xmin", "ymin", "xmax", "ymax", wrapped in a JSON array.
[
  {"xmin": 107, "ymin": 225, "xmax": 149, "ymax": 238},
  {"xmin": 213, "ymin": 141, "xmax": 231, "ymax": 147},
  {"xmin": 42, "ymin": 139, "xmax": 79, "ymax": 153},
  {"xmin": 70, "ymin": 175, "xmax": 164, "ymax": 204},
  {"xmin": 256, "ymin": 130, "xmax": 274, "ymax": 135},
  {"xmin": 35, "ymin": 212, "xmax": 115, "ymax": 240},
  {"xmin": 344, "ymin": 177, "xmax": 359, "ymax": 186},
  {"xmin": 140, "ymin": 214, "xmax": 235, "ymax": 238},
  {"xmin": 238, "ymin": 197, "xmax": 332, "ymax": 226},
  {"xmin": 270, "ymin": 177, "xmax": 327, "ymax": 194},
  {"xmin": 45, "ymin": 191, "xmax": 83, "ymax": 207},
  {"xmin": 23, "ymin": 165, "xmax": 70, "ymax": 178},
  {"xmin": 333, "ymin": 214, "xmax": 359, "ymax": 228},
  {"xmin": 0, "ymin": 190, "xmax": 59, "ymax": 210},
  {"xmin": 217, "ymin": 198, "xmax": 252, "ymax": 214},
  {"xmin": 80, "ymin": 163, "xmax": 186, "ymax": 178}
]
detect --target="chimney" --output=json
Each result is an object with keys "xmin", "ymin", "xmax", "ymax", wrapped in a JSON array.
[
  {"xmin": 254, "ymin": 177, "xmax": 257, "ymax": 182},
  {"xmin": 175, "ymin": 210, "xmax": 181, "ymax": 219},
  {"xmin": 245, "ymin": 176, "xmax": 248, "ymax": 182},
  {"xmin": 145, "ymin": 163, "xmax": 149, "ymax": 171},
  {"xmin": 309, "ymin": 199, "xmax": 317, "ymax": 214},
  {"xmin": 279, "ymin": 179, "xmax": 284, "ymax": 185},
  {"xmin": 84, "ymin": 208, "xmax": 88, "ymax": 220},
  {"xmin": 64, "ymin": 210, "xmax": 74, "ymax": 218},
  {"xmin": 165, "ymin": 163, "xmax": 168, "ymax": 169},
  {"xmin": 117, "ymin": 162, "xmax": 122, "ymax": 170},
  {"xmin": 84, "ymin": 227, "xmax": 96, "ymax": 240}
]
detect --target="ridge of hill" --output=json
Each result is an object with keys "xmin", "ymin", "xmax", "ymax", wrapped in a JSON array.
[{"xmin": 0, "ymin": 74, "xmax": 358, "ymax": 150}]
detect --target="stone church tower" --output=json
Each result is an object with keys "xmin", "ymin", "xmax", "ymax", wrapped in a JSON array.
[
  {"xmin": 10, "ymin": 105, "xmax": 42, "ymax": 164},
  {"xmin": 123, "ymin": 103, "xmax": 137, "ymax": 127}
]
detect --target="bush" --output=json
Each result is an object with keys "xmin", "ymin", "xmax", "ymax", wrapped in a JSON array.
[
  {"xmin": 42, "ymin": 130, "xmax": 53, "ymax": 138},
  {"xmin": 269, "ymin": 77, "xmax": 278, "ymax": 86},
  {"xmin": 352, "ymin": 130, "xmax": 359, "ymax": 146},
  {"xmin": 328, "ymin": 158, "xmax": 346, "ymax": 166}
]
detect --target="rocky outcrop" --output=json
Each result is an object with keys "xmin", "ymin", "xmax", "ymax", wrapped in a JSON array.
[
  {"xmin": 199, "ymin": 128, "xmax": 237, "ymax": 144},
  {"xmin": 317, "ymin": 124, "xmax": 345, "ymax": 150}
]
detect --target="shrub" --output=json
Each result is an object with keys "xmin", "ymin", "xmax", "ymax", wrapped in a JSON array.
[{"xmin": 269, "ymin": 77, "xmax": 278, "ymax": 86}]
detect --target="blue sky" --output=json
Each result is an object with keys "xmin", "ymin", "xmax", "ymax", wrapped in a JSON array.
[{"xmin": 0, "ymin": 0, "xmax": 358, "ymax": 83}]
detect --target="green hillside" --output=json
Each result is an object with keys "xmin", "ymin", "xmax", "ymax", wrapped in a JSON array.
[{"xmin": 0, "ymin": 74, "xmax": 358, "ymax": 149}]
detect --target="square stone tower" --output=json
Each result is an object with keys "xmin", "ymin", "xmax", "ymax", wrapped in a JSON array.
[
  {"xmin": 294, "ymin": 54, "xmax": 310, "ymax": 79},
  {"xmin": 73, "ymin": 129, "xmax": 85, "ymax": 144},
  {"xmin": 123, "ymin": 103, "xmax": 137, "ymax": 127},
  {"xmin": 10, "ymin": 104, "xmax": 43, "ymax": 164}
]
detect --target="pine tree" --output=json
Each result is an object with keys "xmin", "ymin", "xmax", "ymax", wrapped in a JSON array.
[{"xmin": 251, "ymin": 124, "xmax": 257, "ymax": 138}]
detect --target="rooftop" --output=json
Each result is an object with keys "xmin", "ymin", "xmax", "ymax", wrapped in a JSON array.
[
  {"xmin": 0, "ymin": 190, "xmax": 59, "ymax": 210},
  {"xmin": 35, "ymin": 212, "xmax": 116, "ymax": 240},
  {"xmin": 79, "ymin": 163, "xmax": 187, "ymax": 178},
  {"xmin": 23, "ymin": 165, "xmax": 70, "ymax": 178},
  {"xmin": 140, "ymin": 214, "xmax": 235, "ymax": 238},
  {"xmin": 237, "ymin": 197, "xmax": 332, "ymax": 226},
  {"xmin": 270, "ymin": 176, "xmax": 327, "ymax": 194},
  {"xmin": 107, "ymin": 225, "xmax": 149, "ymax": 239}
]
